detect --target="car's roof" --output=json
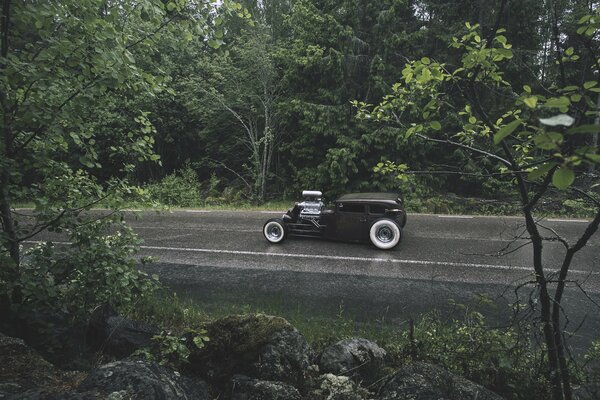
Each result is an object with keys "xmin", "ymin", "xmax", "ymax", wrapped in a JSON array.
[{"xmin": 335, "ymin": 192, "xmax": 401, "ymax": 202}]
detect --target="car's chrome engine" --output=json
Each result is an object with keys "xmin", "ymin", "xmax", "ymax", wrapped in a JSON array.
[{"xmin": 297, "ymin": 190, "xmax": 324, "ymax": 224}]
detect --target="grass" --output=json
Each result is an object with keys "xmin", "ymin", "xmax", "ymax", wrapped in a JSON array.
[{"xmin": 128, "ymin": 290, "xmax": 407, "ymax": 357}]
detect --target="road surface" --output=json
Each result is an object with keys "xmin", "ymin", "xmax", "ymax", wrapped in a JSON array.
[{"xmin": 28, "ymin": 209, "xmax": 600, "ymax": 352}]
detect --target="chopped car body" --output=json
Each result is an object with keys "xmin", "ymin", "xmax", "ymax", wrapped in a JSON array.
[{"xmin": 262, "ymin": 191, "xmax": 406, "ymax": 250}]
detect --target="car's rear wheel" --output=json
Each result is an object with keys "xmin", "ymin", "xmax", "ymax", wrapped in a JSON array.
[
  {"xmin": 369, "ymin": 219, "xmax": 401, "ymax": 250},
  {"xmin": 263, "ymin": 218, "xmax": 286, "ymax": 243}
]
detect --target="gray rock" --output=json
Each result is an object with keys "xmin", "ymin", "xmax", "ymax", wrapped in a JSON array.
[
  {"xmin": 78, "ymin": 359, "xmax": 210, "ymax": 399},
  {"xmin": 0, "ymin": 332, "xmax": 86, "ymax": 400},
  {"xmin": 310, "ymin": 373, "xmax": 371, "ymax": 400},
  {"xmin": 319, "ymin": 338, "xmax": 386, "ymax": 382},
  {"xmin": 378, "ymin": 362, "xmax": 503, "ymax": 400},
  {"xmin": 190, "ymin": 314, "xmax": 312, "ymax": 387},
  {"xmin": 87, "ymin": 304, "xmax": 160, "ymax": 358},
  {"xmin": 254, "ymin": 329, "xmax": 312, "ymax": 385},
  {"xmin": 229, "ymin": 375, "xmax": 301, "ymax": 400}
]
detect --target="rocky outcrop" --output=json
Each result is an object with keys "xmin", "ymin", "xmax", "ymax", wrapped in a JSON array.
[
  {"xmin": 228, "ymin": 375, "xmax": 302, "ymax": 400},
  {"xmin": 319, "ymin": 338, "xmax": 386, "ymax": 382},
  {"xmin": 378, "ymin": 362, "xmax": 504, "ymax": 400},
  {"xmin": 87, "ymin": 304, "xmax": 160, "ymax": 358},
  {"xmin": 77, "ymin": 359, "xmax": 210, "ymax": 399},
  {"xmin": 2, "ymin": 311, "xmax": 510, "ymax": 400},
  {"xmin": 189, "ymin": 314, "xmax": 312, "ymax": 387}
]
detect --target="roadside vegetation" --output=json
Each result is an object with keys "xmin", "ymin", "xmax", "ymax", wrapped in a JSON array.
[
  {"xmin": 110, "ymin": 163, "xmax": 595, "ymax": 217},
  {"xmin": 127, "ymin": 291, "xmax": 599, "ymax": 400}
]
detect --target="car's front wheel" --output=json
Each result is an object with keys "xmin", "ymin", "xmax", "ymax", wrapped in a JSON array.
[
  {"xmin": 369, "ymin": 219, "xmax": 401, "ymax": 250},
  {"xmin": 263, "ymin": 218, "xmax": 286, "ymax": 244}
]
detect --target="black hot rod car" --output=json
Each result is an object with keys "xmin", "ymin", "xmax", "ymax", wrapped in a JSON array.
[{"xmin": 263, "ymin": 191, "xmax": 407, "ymax": 250}]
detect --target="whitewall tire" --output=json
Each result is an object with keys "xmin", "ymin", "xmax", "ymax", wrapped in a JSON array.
[
  {"xmin": 263, "ymin": 218, "xmax": 286, "ymax": 243},
  {"xmin": 369, "ymin": 219, "xmax": 401, "ymax": 250}
]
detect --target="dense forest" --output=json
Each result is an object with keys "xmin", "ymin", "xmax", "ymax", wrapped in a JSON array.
[
  {"xmin": 2, "ymin": 0, "xmax": 598, "ymax": 205},
  {"xmin": 117, "ymin": 0, "xmax": 599, "ymax": 203}
]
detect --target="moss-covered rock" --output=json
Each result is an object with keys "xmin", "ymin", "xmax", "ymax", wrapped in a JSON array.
[{"xmin": 189, "ymin": 314, "xmax": 313, "ymax": 389}]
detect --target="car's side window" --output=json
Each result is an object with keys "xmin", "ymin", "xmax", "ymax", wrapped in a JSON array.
[
  {"xmin": 369, "ymin": 204, "xmax": 387, "ymax": 215},
  {"xmin": 338, "ymin": 203, "xmax": 365, "ymax": 213}
]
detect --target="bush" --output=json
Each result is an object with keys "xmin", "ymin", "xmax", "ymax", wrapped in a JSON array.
[
  {"xmin": 400, "ymin": 309, "xmax": 548, "ymax": 400},
  {"xmin": 146, "ymin": 165, "xmax": 201, "ymax": 207},
  {"xmin": 13, "ymin": 217, "xmax": 160, "ymax": 320}
]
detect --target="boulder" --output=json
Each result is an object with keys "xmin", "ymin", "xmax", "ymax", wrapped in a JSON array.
[
  {"xmin": 378, "ymin": 362, "xmax": 503, "ymax": 400},
  {"xmin": 228, "ymin": 375, "xmax": 301, "ymax": 400},
  {"xmin": 189, "ymin": 314, "xmax": 312, "ymax": 387},
  {"xmin": 87, "ymin": 304, "xmax": 159, "ymax": 358},
  {"xmin": 319, "ymin": 338, "xmax": 386, "ymax": 382},
  {"xmin": 310, "ymin": 373, "xmax": 371, "ymax": 400},
  {"xmin": 253, "ymin": 329, "xmax": 312, "ymax": 384},
  {"xmin": 77, "ymin": 359, "xmax": 210, "ymax": 399},
  {"xmin": 0, "ymin": 332, "xmax": 84, "ymax": 399}
]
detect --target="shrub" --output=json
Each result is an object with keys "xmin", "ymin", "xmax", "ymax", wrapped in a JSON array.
[
  {"xmin": 146, "ymin": 164, "xmax": 201, "ymax": 207},
  {"xmin": 403, "ymin": 309, "xmax": 548, "ymax": 400},
  {"xmin": 14, "ymin": 217, "xmax": 160, "ymax": 320}
]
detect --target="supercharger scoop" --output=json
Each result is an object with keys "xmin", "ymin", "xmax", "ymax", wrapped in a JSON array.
[{"xmin": 298, "ymin": 190, "xmax": 324, "ymax": 220}]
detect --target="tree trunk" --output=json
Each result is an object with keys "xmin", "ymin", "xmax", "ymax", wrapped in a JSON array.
[
  {"xmin": 1, "ymin": 0, "xmax": 18, "ymax": 266},
  {"xmin": 527, "ymin": 223, "xmax": 564, "ymax": 400}
]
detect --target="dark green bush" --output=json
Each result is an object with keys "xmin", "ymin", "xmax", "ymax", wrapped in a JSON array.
[
  {"xmin": 14, "ymin": 217, "xmax": 160, "ymax": 320},
  {"xmin": 399, "ymin": 309, "xmax": 548, "ymax": 400},
  {"xmin": 146, "ymin": 165, "xmax": 201, "ymax": 207}
]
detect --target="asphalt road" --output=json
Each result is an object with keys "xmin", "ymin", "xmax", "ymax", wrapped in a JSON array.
[
  {"xmin": 27, "ymin": 209, "xmax": 600, "ymax": 352},
  {"xmin": 117, "ymin": 209, "xmax": 600, "ymax": 352}
]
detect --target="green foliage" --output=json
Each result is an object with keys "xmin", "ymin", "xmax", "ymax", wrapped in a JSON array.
[
  {"xmin": 133, "ymin": 329, "xmax": 208, "ymax": 369},
  {"xmin": 146, "ymin": 165, "xmax": 201, "ymax": 207},
  {"xmin": 9, "ymin": 217, "xmax": 159, "ymax": 319},
  {"xmin": 404, "ymin": 309, "xmax": 547, "ymax": 399}
]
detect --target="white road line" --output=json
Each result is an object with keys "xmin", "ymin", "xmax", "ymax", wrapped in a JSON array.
[
  {"xmin": 547, "ymin": 218, "xmax": 589, "ymax": 223},
  {"xmin": 22, "ymin": 241, "xmax": 599, "ymax": 276},
  {"xmin": 136, "ymin": 244, "xmax": 598, "ymax": 276}
]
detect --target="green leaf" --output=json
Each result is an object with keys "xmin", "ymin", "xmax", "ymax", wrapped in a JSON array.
[
  {"xmin": 430, "ymin": 121, "xmax": 441, "ymax": 130},
  {"xmin": 421, "ymin": 57, "xmax": 430, "ymax": 65},
  {"xmin": 552, "ymin": 166, "xmax": 575, "ymax": 190},
  {"xmin": 523, "ymin": 85, "xmax": 532, "ymax": 94},
  {"xmin": 534, "ymin": 132, "xmax": 563, "ymax": 150},
  {"xmin": 166, "ymin": 2, "xmax": 176, "ymax": 11},
  {"xmin": 578, "ymin": 15, "xmax": 592, "ymax": 24},
  {"xmin": 493, "ymin": 120, "xmax": 521, "ymax": 144},
  {"xmin": 567, "ymin": 124, "xmax": 600, "ymax": 134},
  {"xmin": 585, "ymin": 153, "xmax": 600, "ymax": 163},
  {"xmin": 543, "ymin": 96, "xmax": 571, "ymax": 109},
  {"xmin": 528, "ymin": 162, "xmax": 557, "ymax": 181},
  {"xmin": 584, "ymin": 81, "xmax": 598, "ymax": 89},
  {"xmin": 524, "ymin": 97, "xmax": 538, "ymax": 109},
  {"xmin": 207, "ymin": 39, "xmax": 220, "ymax": 49}
]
